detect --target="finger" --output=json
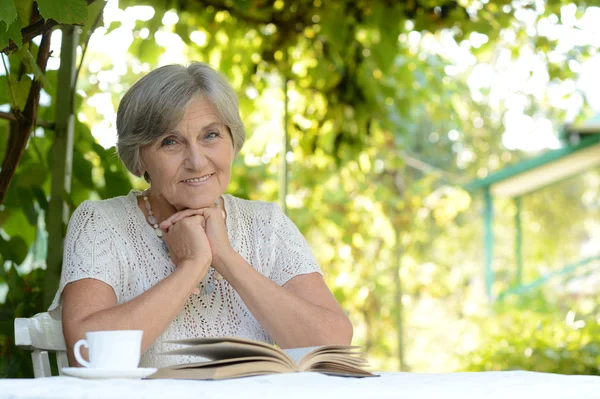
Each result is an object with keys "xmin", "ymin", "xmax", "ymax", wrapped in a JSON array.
[
  {"xmin": 160, "ymin": 209, "xmax": 190, "ymax": 229},
  {"xmin": 179, "ymin": 214, "xmax": 207, "ymax": 230},
  {"xmin": 174, "ymin": 209, "xmax": 206, "ymax": 224},
  {"xmin": 162, "ymin": 210, "xmax": 195, "ymax": 228},
  {"xmin": 185, "ymin": 214, "xmax": 206, "ymax": 228},
  {"xmin": 159, "ymin": 217, "xmax": 174, "ymax": 230},
  {"xmin": 160, "ymin": 209, "xmax": 201, "ymax": 229}
]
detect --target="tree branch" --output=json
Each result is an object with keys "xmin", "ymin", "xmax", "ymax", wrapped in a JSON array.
[
  {"xmin": 0, "ymin": 31, "xmax": 52, "ymax": 205},
  {"xmin": 0, "ymin": 110, "xmax": 54, "ymax": 129},
  {"xmin": 1, "ymin": 18, "xmax": 57, "ymax": 54}
]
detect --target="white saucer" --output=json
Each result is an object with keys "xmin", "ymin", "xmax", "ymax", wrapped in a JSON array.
[{"xmin": 62, "ymin": 367, "xmax": 158, "ymax": 379}]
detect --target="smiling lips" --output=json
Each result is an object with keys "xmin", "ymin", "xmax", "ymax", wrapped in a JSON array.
[{"xmin": 182, "ymin": 173, "xmax": 213, "ymax": 184}]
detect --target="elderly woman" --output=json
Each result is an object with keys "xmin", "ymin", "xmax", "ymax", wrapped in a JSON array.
[{"xmin": 49, "ymin": 62, "xmax": 352, "ymax": 368}]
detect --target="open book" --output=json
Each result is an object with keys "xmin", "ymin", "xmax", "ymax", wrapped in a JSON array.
[{"xmin": 146, "ymin": 336, "xmax": 376, "ymax": 380}]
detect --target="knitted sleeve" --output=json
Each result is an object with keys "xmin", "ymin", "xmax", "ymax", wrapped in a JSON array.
[
  {"xmin": 48, "ymin": 200, "xmax": 123, "ymax": 317},
  {"xmin": 267, "ymin": 204, "xmax": 323, "ymax": 286}
]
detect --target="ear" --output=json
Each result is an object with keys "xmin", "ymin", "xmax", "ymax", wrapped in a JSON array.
[{"xmin": 138, "ymin": 156, "xmax": 146, "ymax": 177}]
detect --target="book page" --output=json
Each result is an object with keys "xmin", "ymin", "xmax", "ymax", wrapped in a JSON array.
[
  {"xmin": 147, "ymin": 360, "xmax": 292, "ymax": 380},
  {"xmin": 286, "ymin": 346, "xmax": 375, "ymax": 377},
  {"xmin": 283, "ymin": 346, "xmax": 365, "ymax": 367},
  {"xmin": 311, "ymin": 362, "xmax": 375, "ymax": 377},
  {"xmin": 166, "ymin": 336, "xmax": 275, "ymax": 348},
  {"xmin": 171, "ymin": 356, "xmax": 290, "ymax": 370},
  {"xmin": 160, "ymin": 342, "xmax": 296, "ymax": 369},
  {"xmin": 283, "ymin": 347, "xmax": 323, "ymax": 365},
  {"xmin": 299, "ymin": 353, "xmax": 368, "ymax": 370}
]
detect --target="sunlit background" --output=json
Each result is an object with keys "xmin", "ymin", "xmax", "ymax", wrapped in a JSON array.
[
  {"xmin": 55, "ymin": 2, "xmax": 600, "ymax": 152},
  {"xmin": 1, "ymin": 0, "xmax": 600, "ymax": 375}
]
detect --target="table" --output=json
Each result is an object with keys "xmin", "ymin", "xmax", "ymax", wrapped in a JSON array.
[{"xmin": 1, "ymin": 371, "xmax": 599, "ymax": 399}]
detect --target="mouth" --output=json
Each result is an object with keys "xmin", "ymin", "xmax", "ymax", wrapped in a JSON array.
[{"xmin": 181, "ymin": 173, "xmax": 214, "ymax": 183}]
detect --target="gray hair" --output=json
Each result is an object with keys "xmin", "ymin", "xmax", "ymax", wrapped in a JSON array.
[{"xmin": 116, "ymin": 62, "xmax": 245, "ymax": 179}]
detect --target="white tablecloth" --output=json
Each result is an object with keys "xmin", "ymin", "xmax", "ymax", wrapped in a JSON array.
[{"xmin": 1, "ymin": 371, "xmax": 599, "ymax": 399}]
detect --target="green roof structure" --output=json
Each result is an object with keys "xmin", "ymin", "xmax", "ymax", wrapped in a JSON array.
[{"xmin": 464, "ymin": 114, "xmax": 600, "ymax": 302}]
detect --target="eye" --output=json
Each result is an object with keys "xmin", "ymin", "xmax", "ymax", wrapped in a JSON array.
[
  {"xmin": 205, "ymin": 131, "xmax": 221, "ymax": 140},
  {"xmin": 161, "ymin": 137, "xmax": 177, "ymax": 147}
]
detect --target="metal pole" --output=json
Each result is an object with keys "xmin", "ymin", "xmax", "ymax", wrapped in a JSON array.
[
  {"xmin": 484, "ymin": 187, "xmax": 494, "ymax": 302},
  {"xmin": 44, "ymin": 26, "xmax": 79, "ymax": 308},
  {"xmin": 515, "ymin": 196, "xmax": 523, "ymax": 286}
]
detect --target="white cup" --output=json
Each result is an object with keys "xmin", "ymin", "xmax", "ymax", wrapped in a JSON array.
[{"xmin": 74, "ymin": 330, "xmax": 143, "ymax": 369}]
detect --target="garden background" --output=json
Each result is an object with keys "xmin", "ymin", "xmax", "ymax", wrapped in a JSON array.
[{"xmin": 1, "ymin": 0, "xmax": 599, "ymax": 377}]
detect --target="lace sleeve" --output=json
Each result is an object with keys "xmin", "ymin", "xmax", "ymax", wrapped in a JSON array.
[
  {"xmin": 268, "ymin": 204, "xmax": 323, "ymax": 286},
  {"xmin": 48, "ymin": 200, "xmax": 123, "ymax": 317}
]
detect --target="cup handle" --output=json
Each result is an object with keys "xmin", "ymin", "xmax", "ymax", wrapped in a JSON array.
[{"xmin": 74, "ymin": 339, "xmax": 91, "ymax": 368}]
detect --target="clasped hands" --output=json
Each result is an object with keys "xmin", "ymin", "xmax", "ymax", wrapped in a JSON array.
[{"xmin": 158, "ymin": 203, "xmax": 232, "ymax": 284}]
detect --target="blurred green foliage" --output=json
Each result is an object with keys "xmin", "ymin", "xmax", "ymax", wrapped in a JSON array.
[
  {"xmin": 0, "ymin": 266, "xmax": 44, "ymax": 377},
  {"xmin": 1, "ymin": 0, "xmax": 600, "ymax": 378},
  {"xmin": 459, "ymin": 291, "xmax": 600, "ymax": 375}
]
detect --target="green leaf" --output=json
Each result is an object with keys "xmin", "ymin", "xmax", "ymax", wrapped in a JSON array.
[
  {"xmin": 16, "ymin": 162, "xmax": 48, "ymax": 188},
  {"xmin": 72, "ymin": 150, "xmax": 94, "ymax": 189},
  {"xmin": 0, "ymin": 235, "xmax": 29, "ymax": 265},
  {"xmin": 14, "ymin": 0, "xmax": 33, "ymax": 26},
  {"xmin": 103, "ymin": 165, "xmax": 132, "ymax": 198},
  {"xmin": 1, "ymin": 209, "xmax": 35, "ymax": 244},
  {"xmin": 91, "ymin": 141, "xmax": 108, "ymax": 158},
  {"xmin": 31, "ymin": 187, "xmax": 49, "ymax": 212},
  {"xmin": 69, "ymin": 179, "xmax": 91, "ymax": 209},
  {"xmin": 37, "ymin": 0, "xmax": 88, "ymax": 25},
  {"xmin": 15, "ymin": 48, "xmax": 51, "ymax": 89},
  {"xmin": 6, "ymin": 263, "xmax": 19, "ymax": 293},
  {"xmin": 0, "ymin": 0, "xmax": 17, "ymax": 28},
  {"xmin": 0, "ymin": 76, "xmax": 10, "ymax": 104},
  {"xmin": 83, "ymin": 0, "xmax": 106, "ymax": 34},
  {"xmin": 17, "ymin": 188, "xmax": 38, "ymax": 225},
  {"xmin": 9, "ymin": 74, "xmax": 31, "ymax": 110},
  {"xmin": 11, "ymin": 236, "xmax": 28, "ymax": 265},
  {"xmin": 0, "ymin": 17, "xmax": 22, "ymax": 50}
]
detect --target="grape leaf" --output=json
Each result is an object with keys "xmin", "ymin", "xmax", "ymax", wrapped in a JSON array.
[
  {"xmin": 14, "ymin": 0, "xmax": 33, "ymax": 26},
  {"xmin": 15, "ymin": 47, "xmax": 51, "ymax": 89},
  {"xmin": 0, "ymin": 0, "xmax": 17, "ymax": 29},
  {"xmin": 0, "ymin": 75, "xmax": 10, "ymax": 104},
  {"xmin": 0, "ymin": 17, "xmax": 22, "ymax": 49},
  {"xmin": 9, "ymin": 74, "xmax": 32, "ymax": 110},
  {"xmin": 37, "ymin": 0, "xmax": 88, "ymax": 25}
]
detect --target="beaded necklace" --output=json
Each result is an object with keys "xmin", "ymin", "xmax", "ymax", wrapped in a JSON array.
[{"xmin": 138, "ymin": 190, "xmax": 222, "ymax": 295}]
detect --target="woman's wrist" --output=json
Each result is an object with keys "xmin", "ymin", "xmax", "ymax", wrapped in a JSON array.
[
  {"xmin": 177, "ymin": 256, "xmax": 211, "ymax": 284},
  {"xmin": 212, "ymin": 248, "xmax": 239, "ymax": 274}
]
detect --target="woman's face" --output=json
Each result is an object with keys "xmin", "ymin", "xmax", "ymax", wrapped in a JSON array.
[{"xmin": 140, "ymin": 97, "xmax": 234, "ymax": 210}]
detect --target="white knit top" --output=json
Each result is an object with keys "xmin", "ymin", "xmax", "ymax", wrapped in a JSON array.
[{"xmin": 49, "ymin": 190, "xmax": 322, "ymax": 368}]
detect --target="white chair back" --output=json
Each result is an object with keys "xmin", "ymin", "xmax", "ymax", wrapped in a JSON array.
[{"xmin": 14, "ymin": 312, "xmax": 68, "ymax": 377}]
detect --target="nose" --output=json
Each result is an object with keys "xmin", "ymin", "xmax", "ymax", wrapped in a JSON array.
[{"xmin": 183, "ymin": 143, "xmax": 208, "ymax": 170}]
